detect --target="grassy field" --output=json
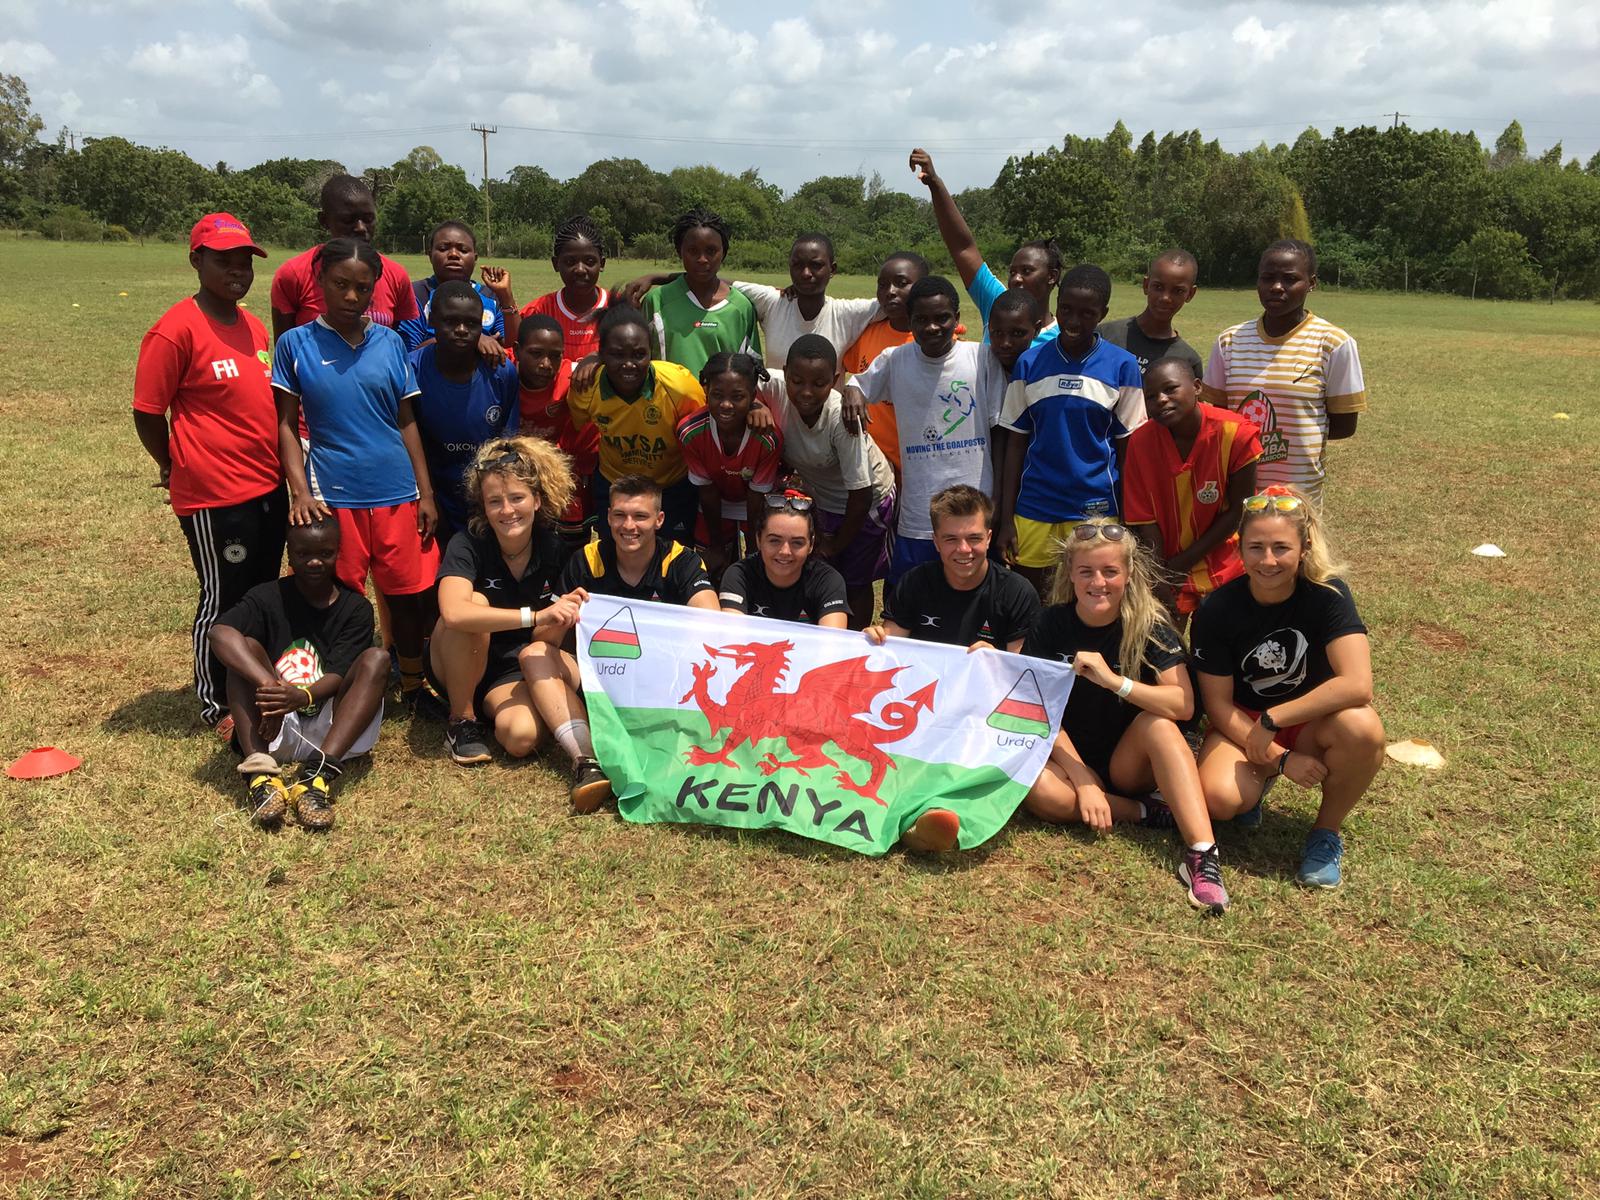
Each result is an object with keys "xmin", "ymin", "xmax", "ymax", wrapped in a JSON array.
[{"xmin": 1, "ymin": 240, "xmax": 1597, "ymax": 1198}]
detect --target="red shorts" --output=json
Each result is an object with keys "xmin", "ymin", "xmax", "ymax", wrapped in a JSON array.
[
  {"xmin": 334, "ymin": 503, "xmax": 440, "ymax": 596},
  {"xmin": 1241, "ymin": 708, "xmax": 1308, "ymax": 751}
]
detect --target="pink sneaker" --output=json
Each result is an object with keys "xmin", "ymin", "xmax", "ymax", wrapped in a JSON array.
[{"xmin": 1178, "ymin": 845, "xmax": 1229, "ymax": 914}]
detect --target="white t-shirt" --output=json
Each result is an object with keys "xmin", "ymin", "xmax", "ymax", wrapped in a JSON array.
[
  {"xmin": 852, "ymin": 340, "xmax": 1007, "ymax": 540},
  {"xmin": 762, "ymin": 370, "xmax": 895, "ymax": 514},
  {"xmin": 732, "ymin": 281, "xmax": 880, "ymax": 367}
]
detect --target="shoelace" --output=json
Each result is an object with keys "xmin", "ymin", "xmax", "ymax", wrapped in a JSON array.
[
  {"xmin": 1304, "ymin": 833, "xmax": 1341, "ymax": 865},
  {"xmin": 1193, "ymin": 847, "xmax": 1224, "ymax": 885}
]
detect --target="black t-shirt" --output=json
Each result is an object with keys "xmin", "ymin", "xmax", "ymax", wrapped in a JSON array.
[
  {"xmin": 1096, "ymin": 315, "xmax": 1203, "ymax": 377},
  {"xmin": 1023, "ymin": 603, "xmax": 1186, "ymax": 768},
  {"xmin": 439, "ymin": 525, "xmax": 564, "ymax": 658},
  {"xmin": 884, "ymin": 560, "xmax": 1041, "ymax": 648},
  {"xmin": 559, "ymin": 537, "xmax": 714, "ymax": 605},
  {"xmin": 216, "ymin": 578, "xmax": 375, "ymax": 681},
  {"xmin": 1191, "ymin": 574, "xmax": 1366, "ymax": 711},
  {"xmin": 719, "ymin": 555, "xmax": 850, "ymax": 625}
]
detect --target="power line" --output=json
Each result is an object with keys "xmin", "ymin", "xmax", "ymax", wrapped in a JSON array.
[{"xmin": 471, "ymin": 123, "xmax": 497, "ymax": 254}]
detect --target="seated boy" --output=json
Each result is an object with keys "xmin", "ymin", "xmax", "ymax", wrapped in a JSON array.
[
  {"xmin": 1097, "ymin": 250, "xmax": 1204, "ymax": 376},
  {"xmin": 869, "ymin": 485, "xmax": 1039, "ymax": 652},
  {"xmin": 842, "ymin": 275, "xmax": 1009, "ymax": 584},
  {"xmin": 1123, "ymin": 356, "xmax": 1262, "ymax": 631},
  {"xmin": 560, "ymin": 475, "xmax": 720, "ymax": 609},
  {"xmin": 208, "ymin": 516, "xmax": 389, "ymax": 832},
  {"xmin": 996, "ymin": 264, "xmax": 1146, "ymax": 593}
]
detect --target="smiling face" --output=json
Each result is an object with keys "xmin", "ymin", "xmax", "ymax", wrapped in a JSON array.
[
  {"xmin": 933, "ymin": 512, "xmax": 991, "ymax": 587},
  {"xmin": 759, "ymin": 511, "xmax": 813, "ymax": 584},
  {"xmin": 600, "ymin": 322, "xmax": 652, "ymax": 397},
  {"xmin": 480, "ymin": 471, "xmax": 540, "ymax": 546},
  {"xmin": 192, "ymin": 246, "xmax": 255, "ymax": 305},
  {"xmin": 783, "ymin": 354, "xmax": 834, "ymax": 424},
  {"xmin": 788, "ymin": 239, "xmax": 835, "ymax": 298},
  {"xmin": 910, "ymin": 293, "xmax": 958, "ymax": 357},
  {"xmin": 678, "ymin": 225, "xmax": 726, "ymax": 288},
  {"xmin": 1054, "ymin": 286, "xmax": 1108, "ymax": 357},
  {"xmin": 516, "ymin": 328, "xmax": 564, "ymax": 391},
  {"xmin": 553, "ymin": 236, "xmax": 604, "ymax": 295},
  {"xmin": 431, "ymin": 293, "xmax": 483, "ymax": 355},
  {"xmin": 1142, "ymin": 257, "xmax": 1198, "ymax": 323},
  {"xmin": 607, "ymin": 489, "xmax": 664, "ymax": 555},
  {"xmin": 705, "ymin": 370, "xmax": 755, "ymax": 436},
  {"xmin": 318, "ymin": 255, "xmax": 375, "ymax": 328},
  {"xmin": 428, "ymin": 226, "xmax": 477, "ymax": 282},
  {"xmin": 1258, "ymin": 248, "xmax": 1314, "ymax": 323},
  {"xmin": 1240, "ymin": 514, "xmax": 1304, "ymax": 594},
  {"xmin": 1069, "ymin": 541, "xmax": 1127, "ymax": 625},
  {"xmin": 877, "ymin": 257, "xmax": 922, "ymax": 330},
  {"xmin": 1142, "ymin": 361, "xmax": 1200, "ymax": 429}
]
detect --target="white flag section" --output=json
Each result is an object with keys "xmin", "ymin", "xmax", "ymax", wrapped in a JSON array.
[{"xmin": 577, "ymin": 596, "xmax": 1073, "ymax": 855}]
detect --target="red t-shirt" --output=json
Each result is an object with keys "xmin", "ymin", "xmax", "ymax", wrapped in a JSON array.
[
  {"xmin": 133, "ymin": 299, "xmax": 281, "ymax": 517},
  {"xmin": 521, "ymin": 287, "xmax": 609, "ymax": 368},
  {"xmin": 518, "ymin": 362, "xmax": 599, "ymax": 477},
  {"xmin": 1123, "ymin": 402, "xmax": 1263, "ymax": 596},
  {"xmin": 675, "ymin": 409, "xmax": 783, "ymax": 520},
  {"xmin": 270, "ymin": 247, "xmax": 420, "ymax": 330}
]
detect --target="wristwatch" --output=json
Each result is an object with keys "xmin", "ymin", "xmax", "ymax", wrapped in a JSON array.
[{"xmin": 1258, "ymin": 711, "xmax": 1280, "ymax": 733}]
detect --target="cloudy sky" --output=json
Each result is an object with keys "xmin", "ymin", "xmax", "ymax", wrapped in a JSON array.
[{"xmin": 4, "ymin": 0, "xmax": 1597, "ymax": 193}]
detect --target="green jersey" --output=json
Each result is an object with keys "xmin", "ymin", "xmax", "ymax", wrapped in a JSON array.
[{"xmin": 642, "ymin": 277, "xmax": 763, "ymax": 376}]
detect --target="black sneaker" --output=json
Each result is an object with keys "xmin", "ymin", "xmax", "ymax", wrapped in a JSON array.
[
  {"xmin": 570, "ymin": 757, "xmax": 612, "ymax": 813},
  {"xmin": 446, "ymin": 717, "xmax": 494, "ymax": 766},
  {"xmin": 403, "ymin": 682, "xmax": 449, "ymax": 723},
  {"xmin": 1141, "ymin": 792, "xmax": 1178, "ymax": 829}
]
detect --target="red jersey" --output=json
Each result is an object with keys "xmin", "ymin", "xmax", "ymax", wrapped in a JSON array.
[
  {"xmin": 518, "ymin": 361, "xmax": 599, "ymax": 477},
  {"xmin": 675, "ymin": 409, "xmax": 783, "ymax": 519},
  {"xmin": 270, "ymin": 246, "xmax": 420, "ymax": 331},
  {"xmin": 1123, "ymin": 402, "xmax": 1263, "ymax": 596},
  {"xmin": 521, "ymin": 287, "xmax": 610, "ymax": 367},
  {"xmin": 133, "ymin": 299, "xmax": 281, "ymax": 516}
]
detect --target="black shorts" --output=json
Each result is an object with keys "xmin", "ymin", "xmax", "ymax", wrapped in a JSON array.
[{"xmin": 426, "ymin": 646, "xmax": 524, "ymax": 712}]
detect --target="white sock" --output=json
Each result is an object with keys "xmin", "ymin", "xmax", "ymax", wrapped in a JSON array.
[
  {"xmin": 1189, "ymin": 841, "xmax": 1215, "ymax": 854},
  {"xmin": 1136, "ymin": 801, "xmax": 1148, "ymax": 821},
  {"xmin": 553, "ymin": 719, "xmax": 594, "ymax": 761}
]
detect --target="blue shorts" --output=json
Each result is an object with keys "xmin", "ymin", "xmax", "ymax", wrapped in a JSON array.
[{"xmin": 888, "ymin": 535, "xmax": 938, "ymax": 584}]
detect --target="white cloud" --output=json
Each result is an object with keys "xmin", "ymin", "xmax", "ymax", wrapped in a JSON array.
[
  {"xmin": 0, "ymin": 38, "xmax": 55, "ymax": 74},
  {"xmin": 128, "ymin": 33, "xmax": 280, "ymax": 108},
  {"xmin": 1231, "ymin": 16, "xmax": 1292, "ymax": 62}
]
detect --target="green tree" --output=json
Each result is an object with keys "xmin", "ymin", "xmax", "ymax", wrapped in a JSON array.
[
  {"xmin": 664, "ymin": 163, "xmax": 779, "ymax": 241},
  {"xmin": 67, "ymin": 137, "xmax": 209, "ymax": 239},
  {"xmin": 238, "ymin": 157, "xmax": 348, "ymax": 202},
  {"xmin": 566, "ymin": 158, "xmax": 669, "ymax": 244},
  {"xmin": 493, "ymin": 164, "xmax": 566, "ymax": 229},
  {"xmin": 1, "ymin": 72, "xmax": 43, "ymax": 168},
  {"xmin": 1445, "ymin": 228, "xmax": 1540, "ymax": 298},
  {"xmin": 992, "ymin": 148, "xmax": 1119, "ymax": 260},
  {"xmin": 206, "ymin": 174, "xmax": 318, "ymax": 247},
  {"xmin": 1491, "ymin": 120, "xmax": 1526, "ymax": 170}
]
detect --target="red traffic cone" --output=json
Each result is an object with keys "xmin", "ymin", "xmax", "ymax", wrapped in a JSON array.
[{"xmin": 6, "ymin": 747, "xmax": 82, "ymax": 780}]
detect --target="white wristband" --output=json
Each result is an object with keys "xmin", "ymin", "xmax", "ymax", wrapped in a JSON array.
[
  {"xmin": 520, "ymin": 606, "xmax": 534, "ymax": 629},
  {"xmin": 1116, "ymin": 675, "xmax": 1135, "ymax": 699}
]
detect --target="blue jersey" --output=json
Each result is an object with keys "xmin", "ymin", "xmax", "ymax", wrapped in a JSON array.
[
  {"xmin": 409, "ymin": 345, "xmax": 520, "ymax": 530},
  {"xmin": 272, "ymin": 318, "xmax": 421, "ymax": 509},
  {"xmin": 966, "ymin": 264, "xmax": 1058, "ymax": 349},
  {"xmin": 397, "ymin": 277, "xmax": 505, "ymax": 352},
  {"xmin": 999, "ymin": 334, "xmax": 1147, "ymax": 523}
]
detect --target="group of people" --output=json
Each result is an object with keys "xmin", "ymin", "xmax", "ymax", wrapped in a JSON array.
[{"xmin": 132, "ymin": 149, "xmax": 1385, "ymax": 913}]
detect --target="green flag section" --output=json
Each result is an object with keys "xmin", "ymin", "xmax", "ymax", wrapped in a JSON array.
[
  {"xmin": 575, "ymin": 597, "xmax": 1073, "ymax": 857},
  {"xmin": 587, "ymin": 606, "xmax": 642, "ymax": 660},
  {"xmin": 986, "ymin": 670, "xmax": 1053, "ymax": 738}
]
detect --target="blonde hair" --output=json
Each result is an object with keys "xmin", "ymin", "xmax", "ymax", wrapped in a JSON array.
[
  {"xmin": 463, "ymin": 436, "xmax": 576, "ymax": 538},
  {"xmin": 1048, "ymin": 518, "xmax": 1176, "ymax": 679},
  {"xmin": 1237, "ymin": 485, "xmax": 1347, "ymax": 589}
]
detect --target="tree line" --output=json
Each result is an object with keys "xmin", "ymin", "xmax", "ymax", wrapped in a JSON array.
[{"xmin": 3, "ymin": 72, "xmax": 1596, "ymax": 300}]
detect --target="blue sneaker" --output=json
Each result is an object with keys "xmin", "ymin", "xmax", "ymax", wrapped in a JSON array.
[
  {"xmin": 1233, "ymin": 799, "xmax": 1264, "ymax": 830},
  {"xmin": 1297, "ymin": 828, "xmax": 1344, "ymax": 889}
]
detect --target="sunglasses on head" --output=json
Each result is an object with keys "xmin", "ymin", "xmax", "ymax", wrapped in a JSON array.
[
  {"xmin": 765, "ymin": 491, "xmax": 814, "ymax": 513},
  {"xmin": 1243, "ymin": 493, "xmax": 1304, "ymax": 514},
  {"xmin": 485, "ymin": 451, "xmax": 521, "ymax": 471},
  {"xmin": 1071, "ymin": 522, "xmax": 1128, "ymax": 542}
]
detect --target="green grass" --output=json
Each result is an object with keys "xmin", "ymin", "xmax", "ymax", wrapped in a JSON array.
[{"xmin": 1, "ymin": 241, "xmax": 1598, "ymax": 1198}]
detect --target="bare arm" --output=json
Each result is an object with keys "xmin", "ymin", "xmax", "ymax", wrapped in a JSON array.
[
  {"xmin": 132, "ymin": 411, "xmax": 172, "ymax": 489},
  {"xmin": 995, "ymin": 429, "xmax": 1027, "ymax": 563},
  {"xmin": 818, "ymin": 611, "xmax": 849, "ymax": 629},
  {"xmin": 275, "ymin": 388, "xmax": 329, "ymax": 526},
  {"xmin": 396, "ymin": 396, "xmax": 438, "ymax": 540},
  {"xmin": 1167, "ymin": 461, "xmax": 1258, "ymax": 577},
  {"xmin": 909, "ymin": 148, "xmax": 982, "ymax": 288},
  {"xmin": 1329, "ymin": 412, "xmax": 1359, "ymax": 440}
]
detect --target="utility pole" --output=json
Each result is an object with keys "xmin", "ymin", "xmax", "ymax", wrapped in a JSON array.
[
  {"xmin": 1385, "ymin": 111, "xmax": 1409, "ymax": 130},
  {"xmin": 471, "ymin": 124, "xmax": 498, "ymax": 254}
]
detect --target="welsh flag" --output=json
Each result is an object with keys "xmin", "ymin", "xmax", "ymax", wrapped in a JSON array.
[{"xmin": 577, "ymin": 597, "xmax": 1073, "ymax": 855}]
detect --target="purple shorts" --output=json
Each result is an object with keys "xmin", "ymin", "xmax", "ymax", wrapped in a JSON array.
[{"xmin": 817, "ymin": 490, "xmax": 896, "ymax": 588}]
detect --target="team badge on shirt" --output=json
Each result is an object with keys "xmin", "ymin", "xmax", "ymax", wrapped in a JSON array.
[
  {"xmin": 1239, "ymin": 391, "xmax": 1288, "ymax": 464},
  {"xmin": 1243, "ymin": 629, "xmax": 1309, "ymax": 697},
  {"xmin": 1197, "ymin": 481, "xmax": 1220, "ymax": 504}
]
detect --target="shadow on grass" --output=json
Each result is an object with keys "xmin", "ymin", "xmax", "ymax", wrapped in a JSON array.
[{"xmin": 100, "ymin": 686, "xmax": 200, "ymax": 737}]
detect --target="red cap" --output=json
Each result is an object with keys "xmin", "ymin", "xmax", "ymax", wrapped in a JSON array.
[
  {"xmin": 190, "ymin": 212, "xmax": 265, "ymax": 257},
  {"xmin": 6, "ymin": 746, "xmax": 82, "ymax": 780}
]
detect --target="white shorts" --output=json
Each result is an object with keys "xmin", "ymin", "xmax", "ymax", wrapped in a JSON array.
[{"xmin": 268, "ymin": 699, "xmax": 382, "ymax": 764}]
